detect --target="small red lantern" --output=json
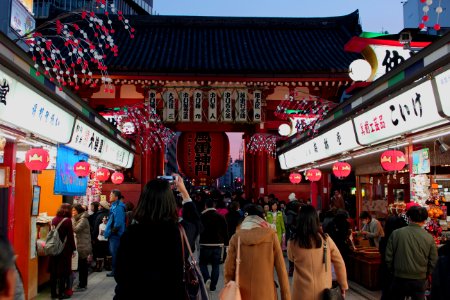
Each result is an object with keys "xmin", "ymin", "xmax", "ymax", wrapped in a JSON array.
[
  {"xmin": 380, "ymin": 150, "xmax": 406, "ymax": 171},
  {"xmin": 25, "ymin": 148, "xmax": 50, "ymax": 173},
  {"xmin": 305, "ymin": 168, "xmax": 322, "ymax": 182},
  {"xmin": 73, "ymin": 161, "xmax": 91, "ymax": 178},
  {"xmin": 96, "ymin": 168, "xmax": 110, "ymax": 181},
  {"xmin": 289, "ymin": 173, "xmax": 302, "ymax": 184},
  {"xmin": 332, "ymin": 162, "xmax": 352, "ymax": 178},
  {"xmin": 111, "ymin": 172, "xmax": 124, "ymax": 184}
]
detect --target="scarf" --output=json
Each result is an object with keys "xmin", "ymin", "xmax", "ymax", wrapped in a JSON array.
[{"xmin": 240, "ymin": 215, "xmax": 270, "ymax": 230}]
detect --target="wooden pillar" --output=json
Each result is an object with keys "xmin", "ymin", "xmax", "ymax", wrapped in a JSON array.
[
  {"xmin": 256, "ymin": 151, "xmax": 268, "ymax": 199},
  {"xmin": 356, "ymin": 175, "xmax": 362, "ymax": 230},
  {"xmin": 243, "ymin": 134, "xmax": 253, "ymax": 201},
  {"xmin": 311, "ymin": 181, "xmax": 318, "ymax": 207},
  {"xmin": 4, "ymin": 141, "xmax": 16, "ymax": 243}
]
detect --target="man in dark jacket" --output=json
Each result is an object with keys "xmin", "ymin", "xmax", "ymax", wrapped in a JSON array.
[
  {"xmin": 386, "ymin": 206, "xmax": 438, "ymax": 300},
  {"xmin": 285, "ymin": 193, "xmax": 301, "ymax": 276},
  {"xmin": 199, "ymin": 198, "xmax": 229, "ymax": 292},
  {"xmin": 431, "ymin": 242, "xmax": 450, "ymax": 300}
]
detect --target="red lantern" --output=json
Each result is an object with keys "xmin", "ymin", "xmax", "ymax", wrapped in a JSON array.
[
  {"xmin": 73, "ymin": 161, "xmax": 91, "ymax": 178},
  {"xmin": 380, "ymin": 150, "xmax": 406, "ymax": 171},
  {"xmin": 96, "ymin": 168, "xmax": 110, "ymax": 181},
  {"xmin": 111, "ymin": 172, "xmax": 124, "ymax": 184},
  {"xmin": 25, "ymin": 148, "xmax": 50, "ymax": 173},
  {"xmin": 177, "ymin": 132, "xmax": 230, "ymax": 182},
  {"xmin": 332, "ymin": 162, "xmax": 352, "ymax": 178},
  {"xmin": 289, "ymin": 173, "xmax": 302, "ymax": 184},
  {"xmin": 305, "ymin": 168, "xmax": 322, "ymax": 182}
]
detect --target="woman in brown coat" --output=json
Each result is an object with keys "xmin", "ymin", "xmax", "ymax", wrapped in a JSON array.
[
  {"xmin": 224, "ymin": 204, "xmax": 290, "ymax": 300},
  {"xmin": 72, "ymin": 204, "xmax": 92, "ymax": 291},
  {"xmin": 288, "ymin": 205, "xmax": 348, "ymax": 300}
]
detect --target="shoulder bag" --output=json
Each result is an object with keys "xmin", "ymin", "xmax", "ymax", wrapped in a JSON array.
[
  {"xmin": 322, "ymin": 234, "xmax": 344, "ymax": 300},
  {"xmin": 179, "ymin": 224, "xmax": 209, "ymax": 300},
  {"xmin": 219, "ymin": 236, "xmax": 242, "ymax": 300}
]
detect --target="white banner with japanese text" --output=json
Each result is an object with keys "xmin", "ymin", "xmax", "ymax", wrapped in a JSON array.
[
  {"xmin": 222, "ymin": 90, "xmax": 233, "ymax": 122},
  {"xmin": 193, "ymin": 90, "xmax": 203, "ymax": 122},
  {"xmin": 163, "ymin": 91, "xmax": 177, "ymax": 122},
  {"xmin": 208, "ymin": 91, "xmax": 218, "ymax": 122},
  {"xmin": 179, "ymin": 91, "xmax": 190, "ymax": 122},
  {"xmin": 253, "ymin": 90, "xmax": 262, "ymax": 122},
  {"xmin": 235, "ymin": 90, "xmax": 247, "ymax": 122}
]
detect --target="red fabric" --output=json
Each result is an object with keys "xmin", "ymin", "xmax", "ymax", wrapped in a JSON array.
[{"xmin": 406, "ymin": 202, "xmax": 420, "ymax": 211}]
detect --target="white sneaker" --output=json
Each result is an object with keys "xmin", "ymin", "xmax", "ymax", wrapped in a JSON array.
[{"xmin": 205, "ymin": 279, "xmax": 211, "ymax": 291}]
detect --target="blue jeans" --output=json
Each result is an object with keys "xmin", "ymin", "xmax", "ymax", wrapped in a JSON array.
[
  {"xmin": 199, "ymin": 246, "xmax": 222, "ymax": 290},
  {"xmin": 109, "ymin": 235, "xmax": 121, "ymax": 275}
]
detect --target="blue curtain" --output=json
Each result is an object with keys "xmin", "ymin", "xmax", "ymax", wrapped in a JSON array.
[{"xmin": 54, "ymin": 145, "xmax": 89, "ymax": 196}]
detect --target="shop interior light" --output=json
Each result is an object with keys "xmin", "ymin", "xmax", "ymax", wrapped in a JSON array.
[
  {"xmin": 318, "ymin": 160, "xmax": 338, "ymax": 167},
  {"xmin": 20, "ymin": 139, "xmax": 41, "ymax": 147},
  {"xmin": 0, "ymin": 132, "xmax": 17, "ymax": 140},
  {"xmin": 353, "ymin": 147, "xmax": 388, "ymax": 158},
  {"xmin": 413, "ymin": 131, "xmax": 450, "ymax": 143}
]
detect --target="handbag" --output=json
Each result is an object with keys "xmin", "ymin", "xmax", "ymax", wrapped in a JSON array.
[
  {"xmin": 322, "ymin": 234, "xmax": 343, "ymax": 300},
  {"xmin": 71, "ymin": 251, "xmax": 79, "ymax": 271},
  {"xmin": 219, "ymin": 236, "xmax": 242, "ymax": 300},
  {"xmin": 179, "ymin": 224, "xmax": 209, "ymax": 300}
]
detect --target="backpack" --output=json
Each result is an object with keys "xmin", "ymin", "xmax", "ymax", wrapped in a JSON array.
[{"xmin": 45, "ymin": 218, "xmax": 68, "ymax": 256}]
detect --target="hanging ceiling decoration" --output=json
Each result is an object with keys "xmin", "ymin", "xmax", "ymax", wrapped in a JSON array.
[
  {"xmin": 289, "ymin": 173, "xmax": 302, "ymax": 184},
  {"xmin": 274, "ymin": 95, "xmax": 337, "ymax": 136},
  {"xmin": 380, "ymin": 150, "xmax": 407, "ymax": 171},
  {"xmin": 111, "ymin": 171, "xmax": 124, "ymax": 184},
  {"xmin": 95, "ymin": 168, "xmax": 110, "ymax": 182},
  {"xmin": 305, "ymin": 168, "xmax": 322, "ymax": 182},
  {"xmin": 419, "ymin": 0, "xmax": 444, "ymax": 30},
  {"xmin": 332, "ymin": 162, "xmax": 352, "ymax": 179},
  {"xmin": 18, "ymin": 0, "xmax": 134, "ymax": 92},
  {"xmin": 247, "ymin": 133, "xmax": 280, "ymax": 158},
  {"xmin": 25, "ymin": 148, "xmax": 50, "ymax": 173},
  {"xmin": 73, "ymin": 161, "xmax": 91, "ymax": 178}
]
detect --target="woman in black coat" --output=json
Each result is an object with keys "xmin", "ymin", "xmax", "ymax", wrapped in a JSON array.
[{"xmin": 114, "ymin": 175, "xmax": 194, "ymax": 299}]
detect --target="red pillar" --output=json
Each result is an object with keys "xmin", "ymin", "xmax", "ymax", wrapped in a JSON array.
[
  {"xmin": 310, "ymin": 181, "xmax": 318, "ymax": 208},
  {"xmin": 243, "ymin": 134, "xmax": 253, "ymax": 201},
  {"xmin": 141, "ymin": 146, "xmax": 165, "ymax": 189},
  {"xmin": 4, "ymin": 141, "xmax": 16, "ymax": 243},
  {"xmin": 256, "ymin": 151, "xmax": 268, "ymax": 199}
]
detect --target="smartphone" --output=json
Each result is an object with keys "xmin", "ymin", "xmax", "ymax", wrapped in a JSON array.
[{"xmin": 157, "ymin": 175, "xmax": 176, "ymax": 182}]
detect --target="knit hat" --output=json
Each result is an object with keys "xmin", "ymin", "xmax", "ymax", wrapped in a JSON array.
[
  {"xmin": 405, "ymin": 201, "xmax": 420, "ymax": 211},
  {"xmin": 99, "ymin": 200, "xmax": 110, "ymax": 210},
  {"xmin": 288, "ymin": 193, "xmax": 297, "ymax": 201}
]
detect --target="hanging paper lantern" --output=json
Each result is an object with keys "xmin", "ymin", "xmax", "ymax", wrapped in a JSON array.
[
  {"xmin": 305, "ymin": 169, "xmax": 322, "ymax": 182},
  {"xmin": 332, "ymin": 162, "xmax": 352, "ymax": 178},
  {"xmin": 380, "ymin": 150, "xmax": 406, "ymax": 171},
  {"xmin": 96, "ymin": 168, "xmax": 110, "ymax": 181},
  {"xmin": 289, "ymin": 173, "xmax": 302, "ymax": 184},
  {"xmin": 111, "ymin": 171, "xmax": 124, "ymax": 184},
  {"xmin": 73, "ymin": 161, "xmax": 91, "ymax": 178},
  {"xmin": 25, "ymin": 148, "xmax": 50, "ymax": 173}
]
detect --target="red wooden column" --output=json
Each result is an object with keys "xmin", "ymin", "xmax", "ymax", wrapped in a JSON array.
[
  {"xmin": 243, "ymin": 133, "xmax": 254, "ymax": 201},
  {"xmin": 256, "ymin": 151, "xmax": 268, "ymax": 200},
  {"xmin": 140, "ymin": 145, "xmax": 165, "ymax": 187},
  {"xmin": 4, "ymin": 141, "xmax": 17, "ymax": 243},
  {"xmin": 310, "ymin": 181, "xmax": 318, "ymax": 207}
]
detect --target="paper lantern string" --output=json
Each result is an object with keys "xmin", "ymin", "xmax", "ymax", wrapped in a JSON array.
[
  {"xmin": 419, "ymin": 0, "xmax": 443, "ymax": 30},
  {"xmin": 18, "ymin": 0, "xmax": 135, "ymax": 92},
  {"xmin": 246, "ymin": 133, "xmax": 281, "ymax": 158}
]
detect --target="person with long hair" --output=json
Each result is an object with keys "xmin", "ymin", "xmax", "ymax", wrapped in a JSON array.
[
  {"xmin": 71, "ymin": 204, "xmax": 92, "ymax": 292},
  {"xmin": 288, "ymin": 205, "xmax": 348, "ymax": 300},
  {"xmin": 113, "ymin": 174, "xmax": 196, "ymax": 299}
]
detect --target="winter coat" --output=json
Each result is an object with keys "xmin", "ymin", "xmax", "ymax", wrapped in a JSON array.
[
  {"xmin": 48, "ymin": 216, "xmax": 76, "ymax": 277},
  {"xmin": 225, "ymin": 210, "xmax": 242, "ymax": 238},
  {"xmin": 72, "ymin": 212, "xmax": 92, "ymax": 259},
  {"xmin": 200, "ymin": 208, "xmax": 229, "ymax": 245},
  {"xmin": 224, "ymin": 227, "xmax": 290, "ymax": 300},
  {"xmin": 287, "ymin": 235, "xmax": 348, "ymax": 300},
  {"xmin": 93, "ymin": 209, "xmax": 109, "ymax": 241},
  {"xmin": 105, "ymin": 200, "xmax": 126, "ymax": 238},
  {"xmin": 266, "ymin": 211, "xmax": 285, "ymax": 243},
  {"xmin": 431, "ymin": 244, "xmax": 450, "ymax": 300}
]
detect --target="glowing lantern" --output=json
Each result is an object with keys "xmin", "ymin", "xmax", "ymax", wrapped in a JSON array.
[
  {"xmin": 289, "ymin": 173, "xmax": 302, "ymax": 184},
  {"xmin": 96, "ymin": 168, "xmax": 110, "ymax": 181},
  {"xmin": 380, "ymin": 150, "xmax": 406, "ymax": 171},
  {"xmin": 332, "ymin": 162, "xmax": 352, "ymax": 178},
  {"xmin": 25, "ymin": 148, "xmax": 50, "ymax": 173},
  {"xmin": 73, "ymin": 161, "xmax": 91, "ymax": 178},
  {"xmin": 111, "ymin": 172, "xmax": 124, "ymax": 184},
  {"xmin": 305, "ymin": 169, "xmax": 322, "ymax": 182}
]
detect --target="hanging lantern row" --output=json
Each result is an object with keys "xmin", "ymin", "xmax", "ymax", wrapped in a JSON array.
[
  {"xmin": 380, "ymin": 150, "xmax": 407, "ymax": 171},
  {"xmin": 246, "ymin": 133, "xmax": 280, "ymax": 158},
  {"xmin": 25, "ymin": 148, "xmax": 50, "ymax": 173},
  {"xmin": 419, "ymin": 0, "xmax": 444, "ymax": 30},
  {"xmin": 74, "ymin": 161, "xmax": 91, "ymax": 178},
  {"xmin": 332, "ymin": 162, "xmax": 352, "ymax": 179},
  {"xmin": 305, "ymin": 168, "xmax": 322, "ymax": 182},
  {"xmin": 289, "ymin": 173, "xmax": 302, "ymax": 184},
  {"xmin": 111, "ymin": 171, "xmax": 124, "ymax": 184},
  {"xmin": 96, "ymin": 168, "xmax": 110, "ymax": 182}
]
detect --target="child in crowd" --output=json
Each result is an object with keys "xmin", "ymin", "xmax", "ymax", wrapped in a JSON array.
[{"xmin": 95, "ymin": 216, "xmax": 109, "ymax": 271}]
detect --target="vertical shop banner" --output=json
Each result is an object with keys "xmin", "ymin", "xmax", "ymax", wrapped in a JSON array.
[
  {"xmin": 253, "ymin": 91, "xmax": 262, "ymax": 122},
  {"xmin": 222, "ymin": 90, "xmax": 233, "ymax": 122},
  {"xmin": 54, "ymin": 145, "xmax": 88, "ymax": 196},
  {"xmin": 208, "ymin": 91, "xmax": 218, "ymax": 122},
  {"xmin": 235, "ymin": 90, "xmax": 247, "ymax": 122},
  {"xmin": 435, "ymin": 68, "xmax": 450, "ymax": 117},
  {"xmin": 163, "ymin": 91, "xmax": 176, "ymax": 122},
  {"xmin": 179, "ymin": 91, "xmax": 190, "ymax": 121},
  {"xmin": 193, "ymin": 90, "xmax": 203, "ymax": 122},
  {"xmin": 148, "ymin": 90, "xmax": 157, "ymax": 110}
]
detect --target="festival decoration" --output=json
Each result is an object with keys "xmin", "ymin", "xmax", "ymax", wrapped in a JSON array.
[
  {"xmin": 25, "ymin": 148, "xmax": 50, "ymax": 173},
  {"xmin": 380, "ymin": 150, "xmax": 406, "ymax": 171},
  {"xmin": 247, "ymin": 133, "xmax": 280, "ymax": 158},
  {"xmin": 305, "ymin": 168, "xmax": 322, "ymax": 182},
  {"xmin": 289, "ymin": 173, "xmax": 302, "ymax": 184},
  {"xmin": 95, "ymin": 168, "xmax": 110, "ymax": 181},
  {"xmin": 177, "ymin": 132, "xmax": 230, "ymax": 182},
  {"xmin": 73, "ymin": 161, "xmax": 91, "ymax": 178},
  {"xmin": 419, "ymin": 0, "xmax": 444, "ymax": 30},
  {"xmin": 111, "ymin": 171, "xmax": 124, "ymax": 184},
  {"xmin": 332, "ymin": 162, "xmax": 352, "ymax": 178},
  {"xmin": 17, "ymin": 0, "xmax": 135, "ymax": 92}
]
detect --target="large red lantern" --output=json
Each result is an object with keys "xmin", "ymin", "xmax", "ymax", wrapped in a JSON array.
[
  {"xmin": 111, "ymin": 172, "xmax": 124, "ymax": 184},
  {"xmin": 25, "ymin": 148, "xmax": 50, "ymax": 173},
  {"xmin": 380, "ymin": 150, "xmax": 406, "ymax": 171},
  {"xmin": 176, "ymin": 132, "xmax": 230, "ymax": 182},
  {"xmin": 332, "ymin": 162, "xmax": 352, "ymax": 178},
  {"xmin": 96, "ymin": 168, "xmax": 110, "ymax": 181},
  {"xmin": 305, "ymin": 168, "xmax": 322, "ymax": 182},
  {"xmin": 289, "ymin": 173, "xmax": 302, "ymax": 184},
  {"xmin": 73, "ymin": 161, "xmax": 91, "ymax": 178}
]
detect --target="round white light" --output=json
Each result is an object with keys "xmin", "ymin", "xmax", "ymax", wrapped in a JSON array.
[
  {"xmin": 278, "ymin": 123, "xmax": 291, "ymax": 136},
  {"xmin": 348, "ymin": 59, "xmax": 372, "ymax": 82}
]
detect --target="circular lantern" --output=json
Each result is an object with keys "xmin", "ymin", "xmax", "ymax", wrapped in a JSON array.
[
  {"xmin": 96, "ymin": 168, "xmax": 110, "ymax": 181},
  {"xmin": 177, "ymin": 132, "xmax": 230, "ymax": 182},
  {"xmin": 73, "ymin": 161, "xmax": 90, "ymax": 178},
  {"xmin": 380, "ymin": 150, "xmax": 406, "ymax": 171},
  {"xmin": 349, "ymin": 59, "xmax": 372, "ymax": 82},
  {"xmin": 289, "ymin": 173, "xmax": 302, "ymax": 184},
  {"xmin": 305, "ymin": 168, "xmax": 322, "ymax": 182},
  {"xmin": 25, "ymin": 148, "xmax": 50, "ymax": 173},
  {"xmin": 332, "ymin": 162, "xmax": 352, "ymax": 178},
  {"xmin": 111, "ymin": 172, "xmax": 124, "ymax": 184}
]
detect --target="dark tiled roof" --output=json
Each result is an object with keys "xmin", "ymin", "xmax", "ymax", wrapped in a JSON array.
[{"xmin": 107, "ymin": 11, "xmax": 362, "ymax": 75}]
